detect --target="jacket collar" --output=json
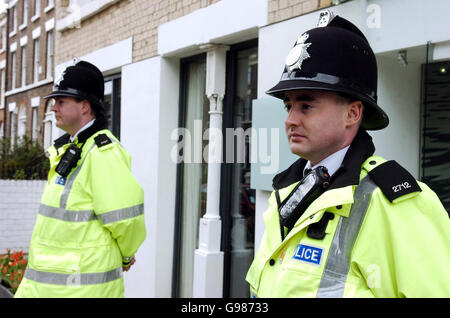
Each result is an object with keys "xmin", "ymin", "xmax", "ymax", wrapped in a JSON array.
[
  {"xmin": 52, "ymin": 117, "xmax": 107, "ymax": 148},
  {"xmin": 272, "ymin": 129, "xmax": 375, "ymax": 190}
]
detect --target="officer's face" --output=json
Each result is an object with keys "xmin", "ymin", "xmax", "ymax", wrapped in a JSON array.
[
  {"xmin": 51, "ymin": 97, "xmax": 86, "ymax": 136},
  {"xmin": 284, "ymin": 90, "xmax": 358, "ymax": 165}
]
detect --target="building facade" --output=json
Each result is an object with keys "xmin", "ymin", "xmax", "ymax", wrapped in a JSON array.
[
  {"xmin": 0, "ymin": 12, "xmax": 6, "ymax": 139},
  {"xmin": 5, "ymin": 0, "xmax": 448, "ymax": 298},
  {"xmin": 4, "ymin": 0, "xmax": 55, "ymax": 149}
]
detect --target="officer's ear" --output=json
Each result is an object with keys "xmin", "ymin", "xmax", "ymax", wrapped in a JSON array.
[
  {"xmin": 80, "ymin": 99, "xmax": 94, "ymax": 117},
  {"xmin": 345, "ymin": 100, "xmax": 363, "ymax": 128}
]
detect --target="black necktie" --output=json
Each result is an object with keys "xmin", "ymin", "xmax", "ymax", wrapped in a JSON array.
[{"xmin": 304, "ymin": 168, "xmax": 312, "ymax": 177}]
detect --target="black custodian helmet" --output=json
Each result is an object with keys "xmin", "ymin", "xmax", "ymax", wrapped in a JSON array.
[
  {"xmin": 45, "ymin": 60, "xmax": 105, "ymax": 114},
  {"xmin": 267, "ymin": 10, "xmax": 389, "ymax": 130}
]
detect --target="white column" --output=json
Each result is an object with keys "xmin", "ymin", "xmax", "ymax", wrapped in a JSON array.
[{"xmin": 193, "ymin": 44, "xmax": 228, "ymax": 298}]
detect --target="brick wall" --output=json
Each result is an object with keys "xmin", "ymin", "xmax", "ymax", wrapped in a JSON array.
[
  {"xmin": 0, "ymin": 180, "xmax": 45, "ymax": 254},
  {"xmin": 56, "ymin": 0, "xmax": 221, "ymax": 65},
  {"xmin": 4, "ymin": 0, "xmax": 55, "ymax": 146},
  {"xmin": 268, "ymin": 0, "xmax": 333, "ymax": 24}
]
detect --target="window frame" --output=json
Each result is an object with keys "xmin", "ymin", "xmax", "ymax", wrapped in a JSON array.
[{"xmin": 220, "ymin": 39, "xmax": 258, "ymax": 298}]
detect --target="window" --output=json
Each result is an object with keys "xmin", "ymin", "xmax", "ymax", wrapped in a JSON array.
[
  {"xmin": 1, "ymin": 26, "xmax": 5, "ymax": 51},
  {"xmin": 33, "ymin": 38, "xmax": 39, "ymax": 82},
  {"xmin": 10, "ymin": 111, "xmax": 16, "ymax": 146},
  {"xmin": 34, "ymin": 0, "xmax": 40, "ymax": 17},
  {"xmin": 21, "ymin": 45, "xmax": 27, "ymax": 87},
  {"xmin": 104, "ymin": 74, "xmax": 121, "ymax": 139},
  {"xmin": 11, "ymin": 52, "xmax": 17, "ymax": 90},
  {"xmin": 0, "ymin": 69, "xmax": 4, "ymax": 109},
  {"xmin": 0, "ymin": 121, "xmax": 3, "ymax": 138},
  {"xmin": 46, "ymin": 30, "xmax": 53, "ymax": 79},
  {"xmin": 31, "ymin": 107, "xmax": 38, "ymax": 140},
  {"xmin": 421, "ymin": 60, "xmax": 450, "ymax": 216},
  {"xmin": 18, "ymin": 105, "xmax": 27, "ymax": 138},
  {"xmin": 44, "ymin": 0, "xmax": 54, "ymax": 11},
  {"xmin": 43, "ymin": 100, "xmax": 53, "ymax": 150},
  {"xmin": 22, "ymin": 0, "xmax": 28, "ymax": 26},
  {"xmin": 173, "ymin": 54, "xmax": 208, "ymax": 298},
  {"xmin": 11, "ymin": 6, "xmax": 17, "ymax": 33}
]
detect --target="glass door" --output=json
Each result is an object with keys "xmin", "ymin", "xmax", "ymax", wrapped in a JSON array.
[
  {"xmin": 222, "ymin": 40, "xmax": 258, "ymax": 298},
  {"xmin": 173, "ymin": 54, "xmax": 209, "ymax": 297}
]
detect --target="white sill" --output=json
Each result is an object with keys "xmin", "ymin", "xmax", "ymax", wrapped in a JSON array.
[
  {"xmin": 44, "ymin": 4, "xmax": 54, "ymax": 13},
  {"xmin": 19, "ymin": 23, "xmax": 27, "ymax": 31},
  {"xmin": 5, "ymin": 78, "xmax": 54, "ymax": 97},
  {"xmin": 9, "ymin": 30, "xmax": 17, "ymax": 38},
  {"xmin": 31, "ymin": 14, "xmax": 40, "ymax": 22}
]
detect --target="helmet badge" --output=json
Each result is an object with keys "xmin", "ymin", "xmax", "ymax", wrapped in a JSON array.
[
  {"xmin": 317, "ymin": 10, "xmax": 335, "ymax": 27},
  {"xmin": 285, "ymin": 33, "xmax": 311, "ymax": 75}
]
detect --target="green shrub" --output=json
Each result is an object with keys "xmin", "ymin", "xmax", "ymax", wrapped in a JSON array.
[{"xmin": 0, "ymin": 136, "xmax": 49, "ymax": 180}]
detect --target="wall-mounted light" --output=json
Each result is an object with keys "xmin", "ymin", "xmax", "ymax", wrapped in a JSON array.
[
  {"xmin": 440, "ymin": 67, "xmax": 447, "ymax": 74},
  {"xmin": 397, "ymin": 50, "xmax": 408, "ymax": 67}
]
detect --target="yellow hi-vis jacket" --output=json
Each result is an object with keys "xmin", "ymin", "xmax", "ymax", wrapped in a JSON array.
[
  {"xmin": 246, "ymin": 130, "xmax": 450, "ymax": 298},
  {"xmin": 15, "ymin": 123, "xmax": 146, "ymax": 298}
]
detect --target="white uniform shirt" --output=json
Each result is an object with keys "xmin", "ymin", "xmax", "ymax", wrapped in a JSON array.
[
  {"xmin": 70, "ymin": 119, "xmax": 96, "ymax": 143},
  {"xmin": 303, "ymin": 145, "xmax": 350, "ymax": 177}
]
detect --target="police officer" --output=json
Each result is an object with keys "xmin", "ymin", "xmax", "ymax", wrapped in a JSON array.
[
  {"xmin": 15, "ymin": 60, "xmax": 146, "ymax": 298},
  {"xmin": 246, "ymin": 11, "xmax": 450, "ymax": 297}
]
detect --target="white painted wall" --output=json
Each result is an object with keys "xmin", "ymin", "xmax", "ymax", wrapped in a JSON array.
[
  {"xmin": 121, "ymin": 56, "xmax": 179, "ymax": 298},
  {"xmin": 158, "ymin": 0, "xmax": 267, "ymax": 57},
  {"xmin": 0, "ymin": 180, "xmax": 45, "ymax": 254}
]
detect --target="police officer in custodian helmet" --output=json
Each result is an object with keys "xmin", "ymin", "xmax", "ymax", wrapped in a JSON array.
[
  {"xmin": 15, "ymin": 60, "xmax": 146, "ymax": 298},
  {"xmin": 246, "ymin": 11, "xmax": 450, "ymax": 297}
]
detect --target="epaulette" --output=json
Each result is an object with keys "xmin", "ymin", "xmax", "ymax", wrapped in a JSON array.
[
  {"xmin": 368, "ymin": 160, "xmax": 421, "ymax": 203},
  {"xmin": 54, "ymin": 133, "xmax": 71, "ymax": 148},
  {"xmin": 94, "ymin": 133, "xmax": 112, "ymax": 148}
]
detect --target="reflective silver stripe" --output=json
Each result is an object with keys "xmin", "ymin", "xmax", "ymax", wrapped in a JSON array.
[
  {"xmin": 39, "ymin": 203, "xmax": 97, "ymax": 222},
  {"xmin": 98, "ymin": 204, "xmax": 144, "ymax": 225},
  {"xmin": 60, "ymin": 143, "xmax": 97, "ymax": 209},
  {"xmin": 24, "ymin": 267, "xmax": 122, "ymax": 286},
  {"xmin": 317, "ymin": 175, "xmax": 378, "ymax": 298}
]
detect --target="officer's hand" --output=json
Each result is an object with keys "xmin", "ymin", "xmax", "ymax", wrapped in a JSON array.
[{"xmin": 122, "ymin": 256, "xmax": 136, "ymax": 272}]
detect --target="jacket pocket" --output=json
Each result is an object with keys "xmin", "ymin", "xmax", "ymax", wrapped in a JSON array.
[{"xmin": 29, "ymin": 243, "xmax": 81, "ymax": 275}]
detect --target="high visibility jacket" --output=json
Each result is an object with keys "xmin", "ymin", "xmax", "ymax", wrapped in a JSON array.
[
  {"xmin": 246, "ymin": 130, "xmax": 450, "ymax": 298},
  {"xmin": 15, "ymin": 120, "xmax": 146, "ymax": 298}
]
